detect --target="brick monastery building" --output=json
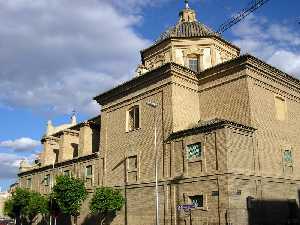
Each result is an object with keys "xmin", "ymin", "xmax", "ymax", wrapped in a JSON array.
[{"xmin": 18, "ymin": 2, "xmax": 300, "ymax": 225}]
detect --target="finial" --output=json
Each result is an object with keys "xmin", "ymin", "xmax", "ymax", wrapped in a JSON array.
[
  {"xmin": 71, "ymin": 109, "xmax": 77, "ymax": 125},
  {"xmin": 184, "ymin": 0, "xmax": 189, "ymax": 9}
]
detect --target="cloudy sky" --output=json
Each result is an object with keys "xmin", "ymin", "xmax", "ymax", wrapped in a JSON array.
[{"xmin": 0, "ymin": 0, "xmax": 299, "ymax": 191}]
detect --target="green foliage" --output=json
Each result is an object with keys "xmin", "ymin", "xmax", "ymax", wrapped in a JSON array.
[
  {"xmin": 5, "ymin": 188, "xmax": 31, "ymax": 218},
  {"xmin": 4, "ymin": 198, "xmax": 15, "ymax": 218},
  {"xmin": 4, "ymin": 188, "xmax": 49, "ymax": 224},
  {"xmin": 24, "ymin": 191, "xmax": 49, "ymax": 219},
  {"xmin": 52, "ymin": 175, "xmax": 88, "ymax": 216},
  {"xmin": 89, "ymin": 187, "xmax": 125, "ymax": 223}
]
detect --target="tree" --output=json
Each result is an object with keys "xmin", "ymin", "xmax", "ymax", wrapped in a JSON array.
[
  {"xmin": 4, "ymin": 188, "xmax": 49, "ymax": 225},
  {"xmin": 89, "ymin": 187, "xmax": 125, "ymax": 225},
  {"xmin": 4, "ymin": 198, "xmax": 15, "ymax": 219},
  {"xmin": 52, "ymin": 175, "xmax": 88, "ymax": 225},
  {"xmin": 23, "ymin": 191, "xmax": 49, "ymax": 224}
]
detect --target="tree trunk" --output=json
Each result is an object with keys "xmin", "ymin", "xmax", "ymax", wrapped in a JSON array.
[
  {"xmin": 74, "ymin": 215, "xmax": 78, "ymax": 225},
  {"xmin": 16, "ymin": 213, "xmax": 21, "ymax": 225},
  {"xmin": 100, "ymin": 215, "xmax": 105, "ymax": 225}
]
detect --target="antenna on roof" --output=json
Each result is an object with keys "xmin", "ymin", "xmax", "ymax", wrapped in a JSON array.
[{"xmin": 184, "ymin": 0, "xmax": 189, "ymax": 9}]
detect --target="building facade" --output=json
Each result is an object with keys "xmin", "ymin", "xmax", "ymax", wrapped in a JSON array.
[
  {"xmin": 0, "ymin": 191, "xmax": 10, "ymax": 219},
  {"xmin": 18, "ymin": 3, "xmax": 300, "ymax": 225}
]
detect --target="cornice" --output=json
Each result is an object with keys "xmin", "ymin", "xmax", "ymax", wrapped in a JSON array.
[
  {"xmin": 140, "ymin": 36, "xmax": 240, "ymax": 56},
  {"xmin": 167, "ymin": 118, "xmax": 256, "ymax": 141},
  {"xmin": 41, "ymin": 116, "xmax": 101, "ymax": 141},
  {"xmin": 200, "ymin": 54, "xmax": 300, "ymax": 92},
  {"xmin": 62, "ymin": 129, "xmax": 79, "ymax": 136},
  {"xmin": 18, "ymin": 152, "xmax": 100, "ymax": 177},
  {"xmin": 94, "ymin": 62, "xmax": 197, "ymax": 106},
  {"xmin": 41, "ymin": 135, "xmax": 60, "ymax": 143}
]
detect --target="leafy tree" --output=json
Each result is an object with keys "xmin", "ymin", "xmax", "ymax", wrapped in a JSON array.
[
  {"xmin": 89, "ymin": 187, "xmax": 125, "ymax": 225},
  {"xmin": 24, "ymin": 191, "xmax": 49, "ymax": 224},
  {"xmin": 4, "ymin": 198, "xmax": 15, "ymax": 219},
  {"xmin": 4, "ymin": 188, "xmax": 48, "ymax": 225},
  {"xmin": 52, "ymin": 175, "xmax": 88, "ymax": 225}
]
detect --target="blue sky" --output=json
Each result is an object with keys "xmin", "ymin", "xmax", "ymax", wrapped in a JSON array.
[{"xmin": 0, "ymin": 0, "xmax": 300, "ymax": 191}]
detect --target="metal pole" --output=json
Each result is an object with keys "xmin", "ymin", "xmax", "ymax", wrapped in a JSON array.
[
  {"xmin": 154, "ymin": 112, "xmax": 159, "ymax": 225},
  {"xmin": 50, "ymin": 161, "xmax": 55, "ymax": 225},
  {"xmin": 189, "ymin": 209, "xmax": 192, "ymax": 225}
]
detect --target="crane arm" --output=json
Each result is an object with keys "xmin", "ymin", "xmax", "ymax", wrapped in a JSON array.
[{"xmin": 217, "ymin": 0, "xmax": 270, "ymax": 34}]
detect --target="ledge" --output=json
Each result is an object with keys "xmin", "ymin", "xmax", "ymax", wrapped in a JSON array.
[
  {"xmin": 93, "ymin": 62, "xmax": 197, "ymax": 106},
  {"xmin": 18, "ymin": 152, "xmax": 100, "ymax": 177},
  {"xmin": 167, "ymin": 118, "xmax": 256, "ymax": 141}
]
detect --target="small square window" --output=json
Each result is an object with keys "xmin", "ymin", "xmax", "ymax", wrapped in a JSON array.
[
  {"xmin": 27, "ymin": 177, "xmax": 32, "ymax": 188},
  {"xmin": 86, "ymin": 165, "xmax": 93, "ymax": 177},
  {"xmin": 212, "ymin": 191, "xmax": 219, "ymax": 196},
  {"xmin": 283, "ymin": 150, "xmax": 293, "ymax": 164},
  {"xmin": 127, "ymin": 106, "xmax": 140, "ymax": 131},
  {"xmin": 44, "ymin": 174, "xmax": 50, "ymax": 186},
  {"xmin": 64, "ymin": 170, "xmax": 70, "ymax": 177},
  {"xmin": 189, "ymin": 195, "xmax": 203, "ymax": 208},
  {"xmin": 187, "ymin": 143, "xmax": 202, "ymax": 160}
]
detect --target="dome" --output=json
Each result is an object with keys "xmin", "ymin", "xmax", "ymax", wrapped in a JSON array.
[
  {"xmin": 156, "ymin": 21, "xmax": 220, "ymax": 43},
  {"xmin": 155, "ymin": 5, "xmax": 220, "ymax": 44}
]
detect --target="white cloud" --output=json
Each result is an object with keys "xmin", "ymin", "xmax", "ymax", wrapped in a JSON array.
[
  {"xmin": 232, "ymin": 14, "xmax": 300, "ymax": 77},
  {"xmin": 0, "ymin": 137, "xmax": 40, "ymax": 152},
  {"xmin": 0, "ymin": 153, "xmax": 22, "ymax": 179},
  {"xmin": 0, "ymin": 0, "xmax": 151, "ymax": 116},
  {"xmin": 0, "ymin": 153, "xmax": 36, "ymax": 180}
]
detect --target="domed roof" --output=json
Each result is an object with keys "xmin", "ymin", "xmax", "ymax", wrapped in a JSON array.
[
  {"xmin": 155, "ymin": 5, "xmax": 220, "ymax": 44},
  {"xmin": 156, "ymin": 21, "xmax": 219, "ymax": 43}
]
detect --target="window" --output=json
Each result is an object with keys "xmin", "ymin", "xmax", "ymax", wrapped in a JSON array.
[
  {"xmin": 72, "ymin": 143, "xmax": 79, "ymax": 158},
  {"xmin": 188, "ymin": 58, "xmax": 199, "ymax": 72},
  {"xmin": 212, "ymin": 191, "xmax": 219, "ymax": 196},
  {"xmin": 127, "ymin": 155, "xmax": 138, "ymax": 182},
  {"xmin": 128, "ymin": 156, "xmax": 138, "ymax": 171},
  {"xmin": 186, "ymin": 143, "xmax": 202, "ymax": 160},
  {"xmin": 86, "ymin": 165, "xmax": 93, "ymax": 177},
  {"xmin": 27, "ymin": 177, "xmax": 32, "ymax": 188},
  {"xmin": 53, "ymin": 149, "xmax": 59, "ymax": 163},
  {"xmin": 283, "ymin": 149, "xmax": 293, "ymax": 164},
  {"xmin": 64, "ymin": 170, "xmax": 70, "ymax": 177},
  {"xmin": 275, "ymin": 96, "xmax": 287, "ymax": 121},
  {"xmin": 85, "ymin": 165, "xmax": 93, "ymax": 187},
  {"xmin": 44, "ymin": 174, "xmax": 50, "ymax": 186},
  {"xmin": 127, "ymin": 105, "xmax": 140, "ymax": 131},
  {"xmin": 189, "ymin": 195, "xmax": 204, "ymax": 208}
]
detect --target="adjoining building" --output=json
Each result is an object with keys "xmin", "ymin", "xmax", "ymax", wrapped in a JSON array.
[
  {"xmin": 17, "ymin": 2, "xmax": 300, "ymax": 225},
  {"xmin": 0, "ymin": 190, "xmax": 10, "ymax": 219}
]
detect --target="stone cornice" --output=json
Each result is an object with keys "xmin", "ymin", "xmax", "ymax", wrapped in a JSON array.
[
  {"xmin": 167, "ymin": 118, "xmax": 256, "ymax": 141},
  {"xmin": 41, "ymin": 136, "xmax": 60, "ymax": 143},
  {"xmin": 94, "ymin": 62, "xmax": 197, "ymax": 106},
  {"xmin": 62, "ymin": 129, "xmax": 79, "ymax": 136},
  {"xmin": 200, "ymin": 54, "xmax": 300, "ymax": 91},
  {"xmin": 41, "ymin": 116, "xmax": 101, "ymax": 141},
  {"xmin": 18, "ymin": 152, "xmax": 100, "ymax": 177},
  {"xmin": 140, "ymin": 36, "xmax": 240, "ymax": 56}
]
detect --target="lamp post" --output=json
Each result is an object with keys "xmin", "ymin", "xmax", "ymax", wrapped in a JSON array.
[{"xmin": 146, "ymin": 101, "xmax": 159, "ymax": 225}]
